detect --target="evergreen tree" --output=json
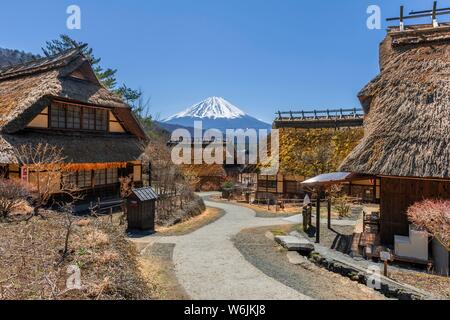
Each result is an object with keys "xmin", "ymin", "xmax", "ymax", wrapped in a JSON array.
[
  {"xmin": 42, "ymin": 35, "xmax": 153, "ymax": 131},
  {"xmin": 117, "ymin": 85, "xmax": 153, "ymax": 132},
  {"xmin": 42, "ymin": 34, "xmax": 117, "ymax": 90}
]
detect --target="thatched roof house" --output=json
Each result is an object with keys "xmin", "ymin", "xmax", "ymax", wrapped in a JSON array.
[
  {"xmin": 340, "ymin": 24, "xmax": 450, "ymax": 178},
  {"xmin": 340, "ymin": 23, "xmax": 450, "ymax": 244},
  {"xmin": 0, "ymin": 48, "xmax": 148, "ymax": 199}
]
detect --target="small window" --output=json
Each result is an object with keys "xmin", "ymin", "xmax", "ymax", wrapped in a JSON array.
[
  {"xmin": 106, "ymin": 168, "xmax": 118, "ymax": 184},
  {"xmin": 95, "ymin": 109, "xmax": 107, "ymax": 131},
  {"xmin": 94, "ymin": 169, "xmax": 106, "ymax": 186},
  {"xmin": 83, "ymin": 108, "xmax": 96, "ymax": 130},
  {"xmin": 63, "ymin": 172, "xmax": 78, "ymax": 187},
  {"xmin": 78, "ymin": 170, "xmax": 92, "ymax": 188},
  {"xmin": 66, "ymin": 106, "xmax": 81, "ymax": 129},
  {"xmin": 51, "ymin": 104, "xmax": 66, "ymax": 128}
]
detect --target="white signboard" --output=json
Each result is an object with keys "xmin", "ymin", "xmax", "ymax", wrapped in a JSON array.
[
  {"xmin": 303, "ymin": 194, "xmax": 311, "ymax": 207},
  {"xmin": 380, "ymin": 251, "xmax": 392, "ymax": 262}
]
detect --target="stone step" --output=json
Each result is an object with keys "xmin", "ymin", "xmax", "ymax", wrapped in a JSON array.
[{"xmin": 275, "ymin": 235, "xmax": 315, "ymax": 253}]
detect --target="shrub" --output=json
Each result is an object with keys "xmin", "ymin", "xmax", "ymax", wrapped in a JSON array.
[
  {"xmin": 222, "ymin": 180, "xmax": 235, "ymax": 190},
  {"xmin": 407, "ymin": 199, "xmax": 450, "ymax": 247},
  {"xmin": 333, "ymin": 196, "xmax": 351, "ymax": 219},
  {"xmin": 0, "ymin": 179, "xmax": 31, "ymax": 220},
  {"xmin": 156, "ymin": 195, "xmax": 205, "ymax": 227}
]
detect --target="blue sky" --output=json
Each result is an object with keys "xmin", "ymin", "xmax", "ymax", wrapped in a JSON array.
[{"xmin": 0, "ymin": 0, "xmax": 442, "ymax": 123}]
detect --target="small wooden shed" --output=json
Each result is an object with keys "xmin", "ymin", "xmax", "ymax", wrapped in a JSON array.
[{"xmin": 127, "ymin": 187, "xmax": 158, "ymax": 232}]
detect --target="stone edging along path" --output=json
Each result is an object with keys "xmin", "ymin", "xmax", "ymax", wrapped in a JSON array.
[{"xmin": 133, "ymin": 192, "xmax": 311, "ymax": 300}]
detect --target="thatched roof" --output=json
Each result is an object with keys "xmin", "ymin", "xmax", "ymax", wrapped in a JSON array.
[
  {"xmin": 0, "ymin": 131, "xmax": 144, "ymax": 164},
  {"xmin": 0, "ymin": 48, "xmax": 147, "ymax": 139},
  {"xmin": 340, "ymin": 24, "xmax": 450, "ymax": 178}
]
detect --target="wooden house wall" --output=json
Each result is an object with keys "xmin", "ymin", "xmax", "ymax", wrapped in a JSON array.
[
  {"xmin": 257, "ymin": 174, "xmax": 306, "ymax": 197},
  {"xmin": 380, "ymin": 177, "xmax": 450, "ymax": 244}
]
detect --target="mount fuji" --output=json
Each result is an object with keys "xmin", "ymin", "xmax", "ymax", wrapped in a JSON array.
[{"xmin": 161, "ymin": 97, "xmax": 272, "ymax": 133}]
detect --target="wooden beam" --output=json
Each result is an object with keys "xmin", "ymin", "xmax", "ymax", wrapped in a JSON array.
[
  {"xmin": 327, "ymin": 198, "xmax": 332, "ymax": 230},
  {"xmin": 316, "ymin": 197, "xmax": 321, "ymax": 243},
  {"xmin": 433, "ymin": 1, "xmax": 438, "ymax": 20},
  {"xmin": 387, "ymin": 9, "xmax": 450, "ymax": 21}
]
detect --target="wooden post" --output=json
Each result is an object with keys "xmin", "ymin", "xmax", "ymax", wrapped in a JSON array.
[
  {"xmin": 327, "ymin": 198, "xmax": 332, "ymax": 230},
  {"xmin": 432, "ymin": 1, "xmax": 438, "ymax": 25},
  {"xmin": 400, "ymin": 5, "xmax": 405, "ymax": 31},
  {"xmin": 316, "ymin": 197, "xmax": 321, "ymax": 243},
  {"xmin": 372, "ymin": 177, "xmax": 377, "ymax": 203},
  {"xmin": 302, "ymin": 207, "xmax": 308, "ymax": 232}
]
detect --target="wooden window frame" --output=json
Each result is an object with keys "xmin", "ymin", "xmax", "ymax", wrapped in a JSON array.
[{"xmin": 49, "ymin": 102, "xmax": 109, "ymax": 133}]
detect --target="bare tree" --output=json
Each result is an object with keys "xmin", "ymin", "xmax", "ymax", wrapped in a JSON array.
[
  {"xmin": 57, "ymin": 203, "xmax": 76, "ymax": 264},
  {"xmin": 141, "ymin": 136, "xmax": 199, "ymax": 223},
  {"xmin": 14, "ymin": 143, "xmax": 82, "ymax": 217},
  {"xmin": 0, "ymin": 179, "xmax": 31, "ymax": 220},
  {"xmin": 119, "ymin": 175, "xmax": 133, "ymax": 225}
]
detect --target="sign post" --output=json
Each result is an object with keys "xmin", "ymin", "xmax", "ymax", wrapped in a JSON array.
[{"xmin": 380, "ymin": 251, "xmax": 392, "ymax": 277}]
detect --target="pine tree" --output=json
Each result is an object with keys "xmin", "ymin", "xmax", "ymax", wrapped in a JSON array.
[
  {"xmin": 42, "ymin": 34, "xmax": 117, "ymax": 90},
  {"xmin": 42, "ymin": 35, "xmax": 153, "ymax": 130}
]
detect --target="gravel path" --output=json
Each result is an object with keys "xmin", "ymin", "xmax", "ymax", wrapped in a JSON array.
[{"xmin": 134, "ymin": 192, "xmax": 310, "ymax": 300}]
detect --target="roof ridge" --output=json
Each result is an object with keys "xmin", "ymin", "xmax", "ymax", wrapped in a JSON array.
[{"xmin": 0, "ymin": 47, "xmax": 83, "ymax": 81}]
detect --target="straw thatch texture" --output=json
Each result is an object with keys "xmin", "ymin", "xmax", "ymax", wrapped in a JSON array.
[
  {"xmin": 0, "ymin": 49, "xmax": 146, "ymax": 139},
  {"xmin": 0, "ymin": 131, "xmax": 144, "ymax": 164},
  {"xmin": 340, "ymin": 25, "xmax": 450, "ymax": 178}
]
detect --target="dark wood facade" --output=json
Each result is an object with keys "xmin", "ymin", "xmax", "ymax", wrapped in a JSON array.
[
  {"xmin": 256, "ymin": 174, "xmax": 306, "ymax": 199},
  {"xmin": 380, "ymin": 177, "xmax": 450, "ymax": 244}
]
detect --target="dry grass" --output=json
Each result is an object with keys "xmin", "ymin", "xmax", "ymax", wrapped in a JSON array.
[
  {"xmin": 0, "ymin": 211, "xmax": 152, "ymax": 300},
  {"xmin": 138, "ymin": 256, "xmax": 189, "ymax": 300},
  {"xmin": 389, "ymin": 269, "xmax": 450, "ymax": 299},
  {"xmin": 156, "ymin": 207, "xmax": 223, "ymax": 236}
]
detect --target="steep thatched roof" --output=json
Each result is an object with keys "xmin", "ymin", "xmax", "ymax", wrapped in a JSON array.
[
  {"xmin": 340, "ymin": 24, "xmax": 450, "ymax": 178},
  {"xmin": 0, "ymin": 48, "xmax": 147, "ymax": 139},
  {"xmin": 0, "ymin": 131, "xmax": 144, "ymax": 164}
]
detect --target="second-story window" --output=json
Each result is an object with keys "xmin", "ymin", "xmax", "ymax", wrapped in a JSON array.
[
  {"xmin": 83, "ymin": 107, "xmax": 96, "ymax": 130},
  {"xmin": 50, "ymin": 102, "xmax": 108, "ymax": 132},
  {"xmin": 66, "ymin": 106, "xmax": 81, "ymax": 129}
]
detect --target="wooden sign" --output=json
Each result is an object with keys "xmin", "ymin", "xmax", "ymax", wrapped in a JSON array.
[{"xmin": 380, "ymin": 251, "xmax": 392, "ymax": 261}]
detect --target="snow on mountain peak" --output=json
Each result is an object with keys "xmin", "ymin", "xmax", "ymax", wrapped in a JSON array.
[{"xmin": 165, "ymin": 97, "xmax": 247, "ymax": 121}]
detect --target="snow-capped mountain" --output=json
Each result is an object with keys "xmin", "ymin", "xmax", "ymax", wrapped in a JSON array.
[{"xmin": 162, "ymin": 97, "xmax": 271, "ymax": 132}]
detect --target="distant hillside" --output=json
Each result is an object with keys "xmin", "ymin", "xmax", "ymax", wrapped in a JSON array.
[
  {"xmin": 0, "ymin": 48, "xmax": 40, "ymax": 69},
  {"xmin": 154, "ymin": 121, "xmax": 198, "ymax": 138}
]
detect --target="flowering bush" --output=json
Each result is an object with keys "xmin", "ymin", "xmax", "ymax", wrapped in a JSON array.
[{"xmin": 407, "ymin": 200, "xmax": 450, "ymax": 247}]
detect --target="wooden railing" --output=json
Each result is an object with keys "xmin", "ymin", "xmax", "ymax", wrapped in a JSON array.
[{"xmin": 275, "ymin": 108, "xmax": 364, "ymax": 121}]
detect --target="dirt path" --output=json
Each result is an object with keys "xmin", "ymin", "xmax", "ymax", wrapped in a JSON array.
[
  {"xmin": 134, "ymin": 193, "xmax": 384, "ymax": 300},
  {"xmin": 134, "ymin": 193, "xmax": 310, "ymax": 300},
  {"xmin": 234, "ymin": 226, "xmax": 385, "ymax": 300}
]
